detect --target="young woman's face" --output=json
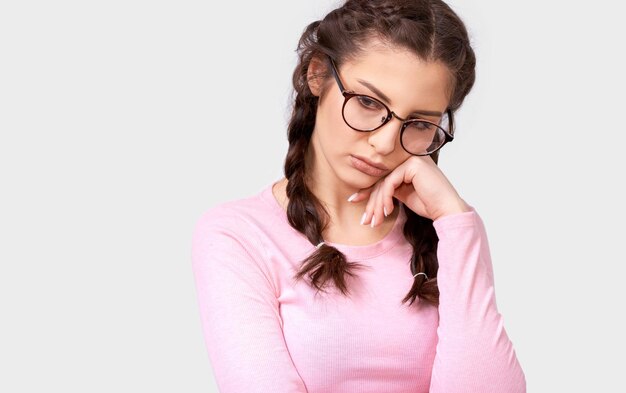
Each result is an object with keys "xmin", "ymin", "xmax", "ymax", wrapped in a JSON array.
[{"xmin": 307, "ymin": 41, "xmax": 452, "ymax": 190}]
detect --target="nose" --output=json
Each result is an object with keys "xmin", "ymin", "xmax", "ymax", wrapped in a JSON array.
[{"xmin": 367, "ymin": 114, "xmax": 403, "ymax": 156}]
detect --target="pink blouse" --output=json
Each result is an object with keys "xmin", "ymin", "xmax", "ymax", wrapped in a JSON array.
[{"xmin": 191, "ymin": 179, "xmax": 526, "ymax": 392}]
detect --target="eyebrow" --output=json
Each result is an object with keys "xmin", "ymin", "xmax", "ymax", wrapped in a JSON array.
[{"xmin": 356, "ymin": 79, "xmax": 443, "ymax": 117}]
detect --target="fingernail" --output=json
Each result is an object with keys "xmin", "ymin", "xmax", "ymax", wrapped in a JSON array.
[
  {"xmin": 347, "ymin": 192, "xmax": 358, "ymax": 202},
  {"xmin": 370, "ymin": 216, "xmax": 376, "ymax": 228},
  {"xmin": 360, "ymin": 212, "xmax": 367, "ymax": 225},
  {"xmin": 383, "ymin": 206, "xmax": 388, "ymax": 217}
]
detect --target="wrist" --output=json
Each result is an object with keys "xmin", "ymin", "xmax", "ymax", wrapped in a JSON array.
[{"xmin": 433, "ymin": 199, "xmax": 472, "ymax": 221}]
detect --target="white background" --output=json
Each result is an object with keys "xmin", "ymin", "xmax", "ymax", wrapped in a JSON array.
[{"xmin": 1, "ymin": 1, "xmax": 625, "ymax": 391}]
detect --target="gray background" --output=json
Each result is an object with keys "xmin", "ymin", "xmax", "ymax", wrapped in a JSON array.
[{"xmin": 1, "ymin": 0, "xmax": 624, "ymax": 391}]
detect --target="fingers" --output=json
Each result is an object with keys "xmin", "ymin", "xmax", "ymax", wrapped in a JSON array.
[
  {"xmin": 362, "ymin": 156, "xmax": 428, "ymax": 226},
  {"xmin": 358, "ymin": 178, "xmax": 395, "ymax": 228},
  {"xmin": 345, "ymin": 181, "xmax": 384, "ymax": 227},
  {"xmin": 345, "ymin": 155, "xmax": 453, "ymax": 225},
  {"xmin": 366, "ymin": 159, "xmax": 415, "ymax": 226},
  {"xmin": 346, "ymin": 157, "xmax": 426, "ymax": 227},
  {"xmin": 363, "ymin": 182, "xmax": 382, "ymax": 227}
]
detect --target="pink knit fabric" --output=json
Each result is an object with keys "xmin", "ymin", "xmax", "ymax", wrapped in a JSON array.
[{"xmin": 191, "ymin": 179, "xmax": 526, "ymax": 392}]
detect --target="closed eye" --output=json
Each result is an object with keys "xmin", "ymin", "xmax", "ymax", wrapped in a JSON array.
[{"xmin": 355, "ymin": 95, "xmax": 384, "ymax": 111}]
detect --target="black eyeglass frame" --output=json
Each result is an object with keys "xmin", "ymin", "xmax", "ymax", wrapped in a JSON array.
[{"xmin": 327, "ymin": 56, "xmax": 455, "ymax": 156}]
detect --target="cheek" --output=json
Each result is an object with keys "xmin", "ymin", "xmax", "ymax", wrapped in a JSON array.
[
  {"xmin": 319, "ymin": 98, "xmax": 361, "ymax": 146},
  {"xmin": 331, "ymin": 112, "xmax": 351, "ymax": 140}
]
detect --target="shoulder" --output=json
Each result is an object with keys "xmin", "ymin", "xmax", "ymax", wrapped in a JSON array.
[
  {"xmin": 191, "ymin": 195, "xmax": 265, "ymax": 271},
  {"xmin": 194, "ymin": 187, "xmax": 271, "ymax": 233},
  {"xmin": 191, "ymin": 189, "xmax": 279, "ymax": 292},
  {"xmin": 191, "ymin": 184, "xmax": 279, "ymax": 253},
  {"xmin": 194, "ymin": 200, "xmax": 252, "ymax": 232}
]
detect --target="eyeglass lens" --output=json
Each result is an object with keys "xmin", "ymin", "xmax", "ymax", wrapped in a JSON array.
[{"xmin": 343, "ymin": 95, "xmax": 449, "ymax": 155}]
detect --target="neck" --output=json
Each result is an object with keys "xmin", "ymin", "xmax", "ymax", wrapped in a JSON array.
[{"xmin": 290, "ymin": 142, "xmax": 401, "ymax": 243}]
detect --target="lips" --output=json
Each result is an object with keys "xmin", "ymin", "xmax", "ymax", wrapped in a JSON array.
[
  {"xmin": 350, "ymin": 155, "xmax": 388, "ymax": 177},
  {"xmin": 351, "ymin": 155, "xmax": 388, "ymax": 170}
]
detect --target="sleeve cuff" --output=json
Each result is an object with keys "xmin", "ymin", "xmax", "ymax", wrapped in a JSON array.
[{"xmin": 432, "ymin": 204, "xmax": 478, "ymax": 232}]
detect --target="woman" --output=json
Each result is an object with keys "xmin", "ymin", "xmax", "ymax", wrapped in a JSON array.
[{"xmin": 192, "ymin": 0, "xmax": 526, "ymax": 392}]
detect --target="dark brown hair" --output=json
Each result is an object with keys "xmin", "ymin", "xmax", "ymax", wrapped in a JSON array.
[{"xmin": 285, "ymin": 0, "xmax": 476, "ymax": 307}]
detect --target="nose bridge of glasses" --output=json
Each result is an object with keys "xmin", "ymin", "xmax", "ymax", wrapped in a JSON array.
[
  {"xmin": 390, "ymin": 111, "xmax": 408, "ymax": 122},
  {"xmin": 377, "ymin": 111, "xmax": 406, "ymax": 136}
]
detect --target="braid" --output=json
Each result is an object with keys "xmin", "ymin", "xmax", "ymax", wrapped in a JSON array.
[
  {"xmin": 283, "ymin": 0, "xmax": 476, "ymax": 307},
  {"xmin": 284, "ymin": 105, "xmax": 369, "ymax": 298},
  {"xmin": 401, "ymin": 208, "xmax": 441, "ymax": 305},
  {"xmin": 283, "ymin": 21, "xmax": 368, "ymax": 297}
]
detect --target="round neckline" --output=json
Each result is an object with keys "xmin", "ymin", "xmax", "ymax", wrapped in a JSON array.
[{"xmin": 259, "ymin": 178, "xmax": 407, "ymax": 260}]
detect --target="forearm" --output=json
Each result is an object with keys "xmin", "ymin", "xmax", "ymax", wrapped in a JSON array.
[{"xmin": 429, "ymin": 208, "xmax": 526, "ymax": 392}]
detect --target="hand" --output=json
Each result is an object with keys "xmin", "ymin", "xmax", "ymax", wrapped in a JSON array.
[{"xmin": 349, "ymin": 155, "xmax": 471, "ymax": 226}]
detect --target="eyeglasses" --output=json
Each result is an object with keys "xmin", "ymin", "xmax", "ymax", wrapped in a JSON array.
[{"xmin": 328, "ymin": 57, "xmax": 454, "ymax": 156}]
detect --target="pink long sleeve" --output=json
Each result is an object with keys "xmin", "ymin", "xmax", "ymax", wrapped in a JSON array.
[
  {"xmin": 191, "ymin": 208, "xmax": 308, "ymax": 392},
  {"xmin": 191, "ymin": 180, "xmax": 525, "ymax": 392},
  {"xmin": 429, "ymin": 208, "xmax": 526, "ymax": 392}
]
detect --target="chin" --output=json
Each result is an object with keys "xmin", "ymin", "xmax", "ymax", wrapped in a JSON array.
[{"xmin": 341, "ymin": 167, "xmax": 380, "ymax": 189}]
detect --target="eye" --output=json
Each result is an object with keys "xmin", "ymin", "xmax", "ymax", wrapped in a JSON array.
[
  {"xmin": 356, "ymin": 95, "xmax": 384, "ymax": 111},
  {"xmin": 405, "ymin": 120, "xmax": 434, "ymax": 131}
]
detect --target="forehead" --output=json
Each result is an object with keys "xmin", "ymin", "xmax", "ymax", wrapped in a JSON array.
[{"xmin": 340, "ymin": 43, "xmax": 452, "ymax": 116}]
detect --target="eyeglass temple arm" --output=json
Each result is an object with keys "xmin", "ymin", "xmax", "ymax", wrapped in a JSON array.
[
  {"xmin": 328, "ymin": 57, "xmax": 347, "ymax": 93},
  {"xmin": 445, "ymin": 109, "xmax": 454, "ymax": 140}
]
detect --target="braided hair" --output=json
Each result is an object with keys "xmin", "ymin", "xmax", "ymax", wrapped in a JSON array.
[{"xmin": 286, "ymin": 0, "xmax": 476, "ymax": 307}]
